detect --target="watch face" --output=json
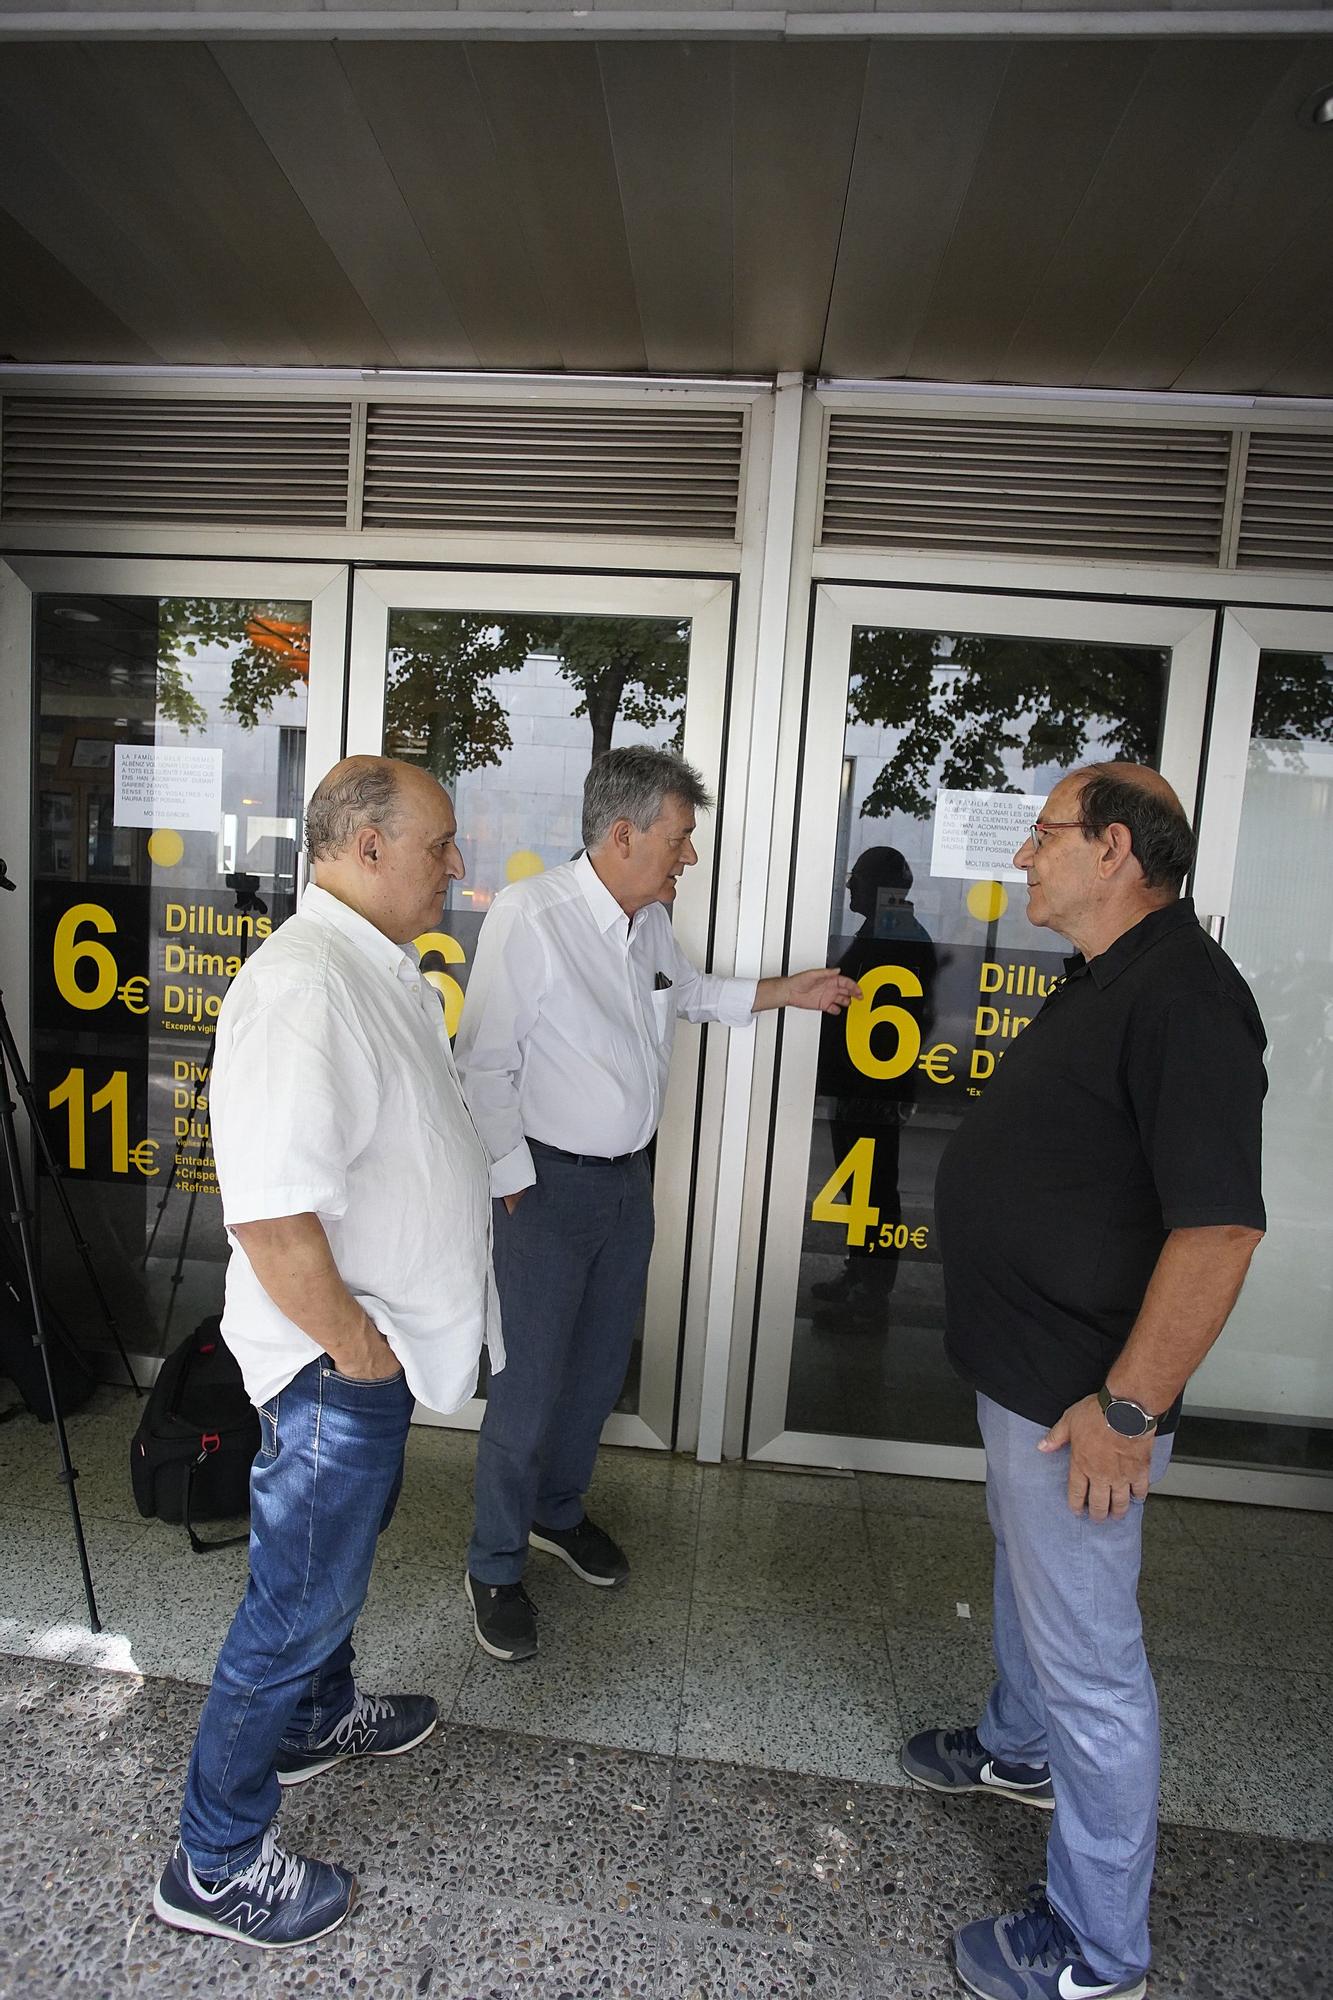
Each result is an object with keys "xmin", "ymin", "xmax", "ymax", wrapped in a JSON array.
[{"xmin": 1105, "ymin": 1399, "xmax": 1149, "ymax": 1438}]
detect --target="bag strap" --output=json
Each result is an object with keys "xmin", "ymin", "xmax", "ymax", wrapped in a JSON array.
[{"xmin": 183, "ymin": 1437, "xmax": 250, "ymax": 1556}]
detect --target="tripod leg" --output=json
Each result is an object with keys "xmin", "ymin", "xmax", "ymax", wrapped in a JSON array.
[
  {"xmin": 0, "ymin": 1056, "xmax": 100, "ymax": 1632},
  {"xmin": 0, "ymin": 1001, "xmax": 141, "ymax": 1396}
]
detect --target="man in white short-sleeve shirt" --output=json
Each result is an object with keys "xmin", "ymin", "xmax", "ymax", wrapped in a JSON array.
[
  {"xmin": 155, "ymin": 756, "xmax": 497, "ymax": 1954},
  {"xmin": 454, "ymin": 745, "xmax": 858, "ymax": 1664}
]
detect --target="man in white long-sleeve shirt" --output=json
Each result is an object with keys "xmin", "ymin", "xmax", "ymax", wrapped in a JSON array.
[{"xmin": 454, "ymin": 745, "xmax": 857, "ymax": 1661}]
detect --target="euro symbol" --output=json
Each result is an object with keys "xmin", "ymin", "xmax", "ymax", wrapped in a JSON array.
[
  {"xmin": 128, "ymin": 1138, "xmax": 160, "ymax": 1179},
  {"xmin": 918, "ymin": 1041, "xmax": 957, "ymax": 1086},
  {"xmin": 117, "ymin": 976, "xmax": 150, "ymax": 1015}
]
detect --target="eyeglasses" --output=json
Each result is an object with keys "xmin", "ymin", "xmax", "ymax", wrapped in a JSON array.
[{"xmin": 1028, "ymin": 820, "xmax": 1085, "ymax": 850}]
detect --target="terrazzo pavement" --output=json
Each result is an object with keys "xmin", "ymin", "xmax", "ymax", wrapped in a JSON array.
[{"xmin": 1, "ymin": 1387, "xmax": 1331, "ymax": 1997}]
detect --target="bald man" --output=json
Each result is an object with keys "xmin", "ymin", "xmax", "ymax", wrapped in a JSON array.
[
  {"xmin": 155, "ymin": 757, "xmax": 499, "ymax": 1951},
  {"xmin": 902, "ymin": 765, "xmax": 1267, "ymax": 2000}
]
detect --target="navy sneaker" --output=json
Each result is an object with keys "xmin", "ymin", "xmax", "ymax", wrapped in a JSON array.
[
  {"xmin": 901, "ymin": 1724, "xmax": 1054, "ymax": 1810},
  {"xmin": 153, "ymin": 1823, "xmax": 354, "ymax": 1949},
  {"xmin": 529, "ymin": 1514, "xmax": 629, "ymax": 1586},
  {"xmin": 275, "ymin": 1690, "xmax": 438, "ymax": 1787},
  {"xmin": 466, "ymin": 1573, "xmax": 539, "ymax": 1661},
  {"xmin": 955, "ymin": 1888, "xmax": 1147, "ymax": 2000}
]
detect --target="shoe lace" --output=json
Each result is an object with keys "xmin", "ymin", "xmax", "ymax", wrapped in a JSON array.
[
  {"xmin": 231, "ymin": 1823, "xmax": 307, "ymax": 1905},
  {"xmin": 941, "ymin": 1725, "xmax": 983, "ymax": 1762},
  {"xmin": 1005, "ymin": 1887, "xmax": 1078, "ymax": 1967},
  {"xmin": 497, "ymin": 1581, "xmax": 536, "ymax": 1613},
  {"xmin": 332, "ymin": 1692, "xmax": 392, "ymax": 1744}
]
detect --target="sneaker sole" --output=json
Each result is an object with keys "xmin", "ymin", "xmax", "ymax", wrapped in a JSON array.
[
  {"xmin": 275, "ymin": 1714, "xmax": 439, "ymax": 1788},
  {"xmin": 527, "ymin": 1530, "xmax": 627, "ymax": 1588},
  {"xmin": 151, "ymin": 1882, "xmax": 354, "ymax": 1949},
  {"xmin": 901, "ymin": 1756, "xmax": 1055, "ymax": 1812},
  {"xmin": 464, "ymin": 1574, "xmax": 538, "ymax": 1663},
  {"xmin": 956, "ymin": 1962, "xmax": 1144, "ymax": 2000}
]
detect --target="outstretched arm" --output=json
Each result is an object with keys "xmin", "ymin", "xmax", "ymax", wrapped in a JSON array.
[{"xmin": 754, "ymin": 968, "xmax": 861, "ymax": 1016}]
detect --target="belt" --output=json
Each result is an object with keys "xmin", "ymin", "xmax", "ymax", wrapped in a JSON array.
[{"xmin": 529, "ymin": 1138, "xmax": 643, "ymax": 1168}]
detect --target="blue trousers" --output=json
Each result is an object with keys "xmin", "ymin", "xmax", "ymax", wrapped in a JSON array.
[
  {"xmin": 469, "ymin": 1146, "xmax": 655, "ymax": 1585},
  {"xmin": 180, "ymin": 1356, "xmax": 414, "ymax": 1878},
  {"xmin": 976, "ymin": 1393, "xmax": 1175, "ymax": 1986}
]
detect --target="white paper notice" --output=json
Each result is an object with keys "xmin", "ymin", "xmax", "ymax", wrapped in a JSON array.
[
  {"xmin": 114, "ymin": 745, "xmax": 224, "ymax": 833},
  {"xmin": 930, "ymin": 789, "xmax": 1047, "ymax": 883}
]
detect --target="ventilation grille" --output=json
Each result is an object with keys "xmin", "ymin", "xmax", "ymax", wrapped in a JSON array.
[
  {"xmin": 0, "ymin": 397, "xmax": 354, "ymax": 526},
  {"xmin": 362, "ymin": 404, "xmax": 745, "ymax": 538},
  {"xmin": 1236, "ymin": 432, "xmax": 1333, "ymax": 571},
  {"xmin": 820, "ymin": 414, "xmax": 1233, "ymax": 563}
]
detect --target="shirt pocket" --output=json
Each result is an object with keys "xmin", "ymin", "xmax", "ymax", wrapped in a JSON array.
[{"xmin": 651, "ymin": 986, "xmax": 676, "ymax": 1044}]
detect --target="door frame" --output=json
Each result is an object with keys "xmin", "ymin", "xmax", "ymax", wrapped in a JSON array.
[
  {"xmin": 343, "ymin": 565, "xmax": 737, "ymax": 1451},
  {"xmin": 742, "ymin": 579, "xmax": 1217, "ymax": 1481}
]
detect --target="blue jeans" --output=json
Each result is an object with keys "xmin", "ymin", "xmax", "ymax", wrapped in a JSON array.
[
  {"xmin": 179, "ymin": 1355, "xmax": 414, "ymax": 1879},
  {"xmin": 469, "ymin": 1146, "xmax": 655, "ymax": 1585},
  {"xmin": 976, "ymin": 1393, "xmax": 1174, "ymax": 1986}
]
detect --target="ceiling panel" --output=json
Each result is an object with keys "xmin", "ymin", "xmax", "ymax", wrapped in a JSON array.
[
  {"xmin": 211, "ymin": 41, "xmax": 479, "ymax": 368},
  {"xmin": 1088, "ymin": 45, "xmax": 1333, "ymax": 389},
  {"xmin": 0, "ymin": 207, "xmax": 157, "ymax": 365},
  {"xmin": 1175, "ymin": 196, "xmax": 1333, "ymax": 394},
  {"xmin": 337, "ymin": 43, "xmax": 559, "ymax": 371},
  {"xmin": 464, "ymin": 43, "xmax": 646, "ymax": 371},
  {"xmin": 904, "ymin": 42, "xmax": 1154, "ymax": 382},
  {"xmin": 996, "ymin": 42, "xmax": 1301, "ymax": 389},
  {"xmin": 598, "ymin": 42, "xmax": 735, "ymax": 375},
  {"xmin": 823, "ymin": 43, "xmax": 1011, "ymax": 379},
  {"xmin": 731, "ymin": 43, "xmax": 868, "ymax": 373}
]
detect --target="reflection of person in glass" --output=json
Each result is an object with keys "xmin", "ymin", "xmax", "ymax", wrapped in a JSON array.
[
  {"xmin": 904, "ymin": 764, "xmax": 1266, "ymax": 2000},
  {"xmin": 156, "ymin": 757, "xmax": 498, "ymax": 1951},
  {"xmin": 813, "ymin": 847, "xmax": 935, "ymax": 1327},
  {"xmin": 455, "ymin": 746, "xmax": 859, "ymax": 1665}
]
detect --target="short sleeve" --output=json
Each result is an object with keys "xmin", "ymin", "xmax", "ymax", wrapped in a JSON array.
[
  {"xmin": 1125, "ymin": 988, "xmax": 1267, "ymax": 1231},
  {"xmin": 211, "ymin": 986, "xmax": 379, "ymax": 1227}
]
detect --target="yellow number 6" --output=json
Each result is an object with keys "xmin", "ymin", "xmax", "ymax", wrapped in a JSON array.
[
  {"xmin": 53, "ymin": 903, "xmax": 119, "ymax": 1011},
  {"xmin": 414, "ymin": 930, "xmax": 467, "ymax": 1038},
  {"xmin": 845, "ymin": 964, "xmax": 924, "ymax": 1081}
]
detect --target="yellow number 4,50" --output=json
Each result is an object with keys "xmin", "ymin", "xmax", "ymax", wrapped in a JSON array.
[{"xmin": 810, "ymin": 1137, "xmax": 878, "ymax": 1247}]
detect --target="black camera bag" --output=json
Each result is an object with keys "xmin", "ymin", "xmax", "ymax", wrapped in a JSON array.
[{"xmin": 130, "ymin": 1316, "xmax": 259, "ymax": 1553}]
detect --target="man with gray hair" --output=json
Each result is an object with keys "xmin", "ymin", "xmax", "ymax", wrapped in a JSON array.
[
  {"xmin": 155, "ymin": 755, "xmax": 499, "ymax": 1949},
  {"xmin": 455, "ymin": 744, "xmax": 857, "ymax": 1662}
]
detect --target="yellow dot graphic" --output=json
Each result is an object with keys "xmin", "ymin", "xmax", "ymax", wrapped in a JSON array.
[
  {"xmin": 147, "ymin": 828, "xmax": 184, "ymax": 867},
  {"xmin": 967, "ymin": 880, "xmax": 1008, "ymax": 923},
  {"xmin": 505, "ymin": 849, "xmax": 545, "ymax": 884}
]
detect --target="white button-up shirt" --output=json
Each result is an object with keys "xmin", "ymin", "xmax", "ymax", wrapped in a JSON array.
[
  {"xmin": 455, "ymin": 853, "xmax": 757, "ymax": 1198},
  {"xmin": 211, "ymin": 883, "xmax": 502, "ymax": 1412}
]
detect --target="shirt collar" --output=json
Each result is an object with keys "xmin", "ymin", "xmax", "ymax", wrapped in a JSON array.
[
  {"xmin": 574, "ymin": 851, "xmax": 635, "ymax": 936},
  {"xmin": 300, "ymin": 883, "xmax": 422, "ymax": 983},
  {"xmin": 1080, "ymin": 896, "xmax": 1199, "ymax": 989}
]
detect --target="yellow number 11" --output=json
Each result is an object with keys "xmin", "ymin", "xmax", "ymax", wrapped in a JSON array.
[{"xmin": 47, "ymin": 1067, "xmax": 129, "ymax": 1174}]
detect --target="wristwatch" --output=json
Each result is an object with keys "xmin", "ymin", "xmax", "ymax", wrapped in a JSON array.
[{"xmin": 1097, "ymin": 1384, "xmax": 1163, "ymax": 1438}]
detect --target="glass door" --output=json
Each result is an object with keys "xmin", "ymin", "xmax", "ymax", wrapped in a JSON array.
[
  {"xmin": 15, "ymin": 557, "xmax": 348, "ymax": 1367},
  {"xmin": 1187, "ymin": 609, "xmax": 1333, "ymax": 1497},
  {"xmin": 345, "ymin": 569, "xmax": 735, "ymax": 1448},
  {"xmin": 746, "ymin": 584, "xmax": 1216, "ymax": 1475}
]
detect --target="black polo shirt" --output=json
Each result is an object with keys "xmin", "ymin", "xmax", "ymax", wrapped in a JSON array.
[{"xmin": 936, "ymin": 898, "xmax": 1266, "ymax": 1431}]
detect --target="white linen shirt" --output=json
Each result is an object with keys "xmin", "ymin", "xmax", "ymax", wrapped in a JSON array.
[
  {"xmin": 210, "ymin": 883, "xmax": 503, "ymax": 1411},
  {"xmin": 454, "ymin": 853, "xmax": 757, "ymax": 1197}
]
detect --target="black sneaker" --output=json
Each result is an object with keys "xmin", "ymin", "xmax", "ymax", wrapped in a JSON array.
[
  {"xmin": 153, "ymin": 1822, "xmax": 354, "ymax": 1949},
  {"xmin": 275, "ymin": 1691, "xmax": 438, "ymax": 1787},
  {"xmin": 901, "ymin": 1724, "xmax": 1054, "ymax": 1810},
  {"xmin": 465, "ymin": 1573, "xmax": 538, "ymax": 1661},
  {"xmin": 529, "ymin": 1514, "xmax": 629, "ymax": 1587}
]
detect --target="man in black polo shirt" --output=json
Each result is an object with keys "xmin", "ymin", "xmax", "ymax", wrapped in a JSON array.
[{"xmin": 901, "ymin": 763, "xmax": 1266, "ymax": 2000}]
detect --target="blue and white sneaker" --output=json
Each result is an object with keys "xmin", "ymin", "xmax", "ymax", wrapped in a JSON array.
[
  {"xmin": 153, "ymin": 1822, "xmax": 354, "ymax": 1949},
  {"xmin": 900, "ymin": 1724, "xmax": 1055, "ymax": 1810},
  {"xmin": 276, "ymin": 1691, "xmax": 438, "ymax": 1786},
  {"xmin": 954, "ymin": 1888, "xmax": 1147, "ymax": 2000}
]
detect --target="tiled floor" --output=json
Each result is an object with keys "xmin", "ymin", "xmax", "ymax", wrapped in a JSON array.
[{"xmin": 2, "ymin": 1384, "xmax": 1331, "ymax": 1997}]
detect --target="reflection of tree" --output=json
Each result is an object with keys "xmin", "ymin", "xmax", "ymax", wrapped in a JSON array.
[
  {"xmin": 849, "ymin": 630, "xmax": 1166, "ymax": 819},
  {"xmin": 385, "ymin": 613, "xmax": 689, "ymax": 779},
  {"xmin": 156, "ymin": 599, "xmax": 309, "ymax": 734},
  {"xmin": 1249, "ymin": 652, "xmax": 1333, "ymax": 772}
]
